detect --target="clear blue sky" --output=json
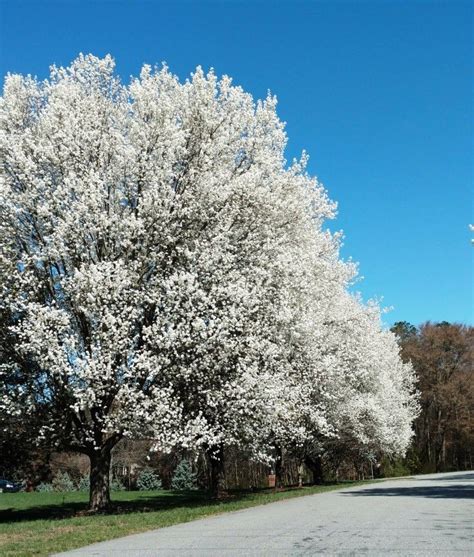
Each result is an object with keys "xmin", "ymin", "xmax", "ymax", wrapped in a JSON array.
[{"xmin": 1, "ymin": 0, "xmax": 472, "ymax": 327}]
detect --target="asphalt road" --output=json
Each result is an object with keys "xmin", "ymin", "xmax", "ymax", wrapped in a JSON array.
[{"xmin": 55, "ymin": 471, "xmax": 474, "ymax": 556}]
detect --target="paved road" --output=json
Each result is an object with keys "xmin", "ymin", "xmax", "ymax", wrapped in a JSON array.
[{"xmin": 56, "ymin": 471, "xmax": 474, "ymax": 556}]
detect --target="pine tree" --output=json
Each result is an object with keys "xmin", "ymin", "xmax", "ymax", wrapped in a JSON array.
[
  {"xmin": 136, "ymin": 468, "xmax": 162, "ymax": 491},
  {"xmin": 171, "ymin": 460, "xmax": 197, "ymax": 490}
]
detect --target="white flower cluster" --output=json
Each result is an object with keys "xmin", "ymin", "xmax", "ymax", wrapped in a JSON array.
[{"xmin": 0, "ymin": 54, "xmax": 418, "ymax": 463}]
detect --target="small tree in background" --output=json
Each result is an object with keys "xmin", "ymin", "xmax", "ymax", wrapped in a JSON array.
[
  {"xmin": 77, "ymin": 474, "xmax": 90, "ymax": 491},
  {"xmin": 136, "ymin": 468, "xmax": 162, "ymax": 491},
  {"xmin": 52, "ymin": 471, "xmax": 76, "ymax": 492},
  {"xmin": 171, "ymin": 460, "xmax": 197, "ymax": 491}
]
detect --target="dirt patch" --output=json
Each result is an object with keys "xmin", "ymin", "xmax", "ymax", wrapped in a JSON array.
[
  {"xmin": 44, "ymin": 525, "xmax": 81, "ymax": 540},
  {"xmin": 0, "ymin": 531, "xmax": 30, "ymax": 545}
]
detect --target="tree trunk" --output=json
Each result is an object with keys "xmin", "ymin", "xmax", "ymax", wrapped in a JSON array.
[
  {"xmin": 305, "ymin": 455, "xmax": 324, "ymax": 485},
  {"xmin": 207, "ymin": 445, "xmax": 226, "ymax": 499},
  {"xmin": 274, "ymin": 445, "xmax": 284, "ymax": 489},
  {"xmin": 89, "ymin": 448, "xmax": 112, "ymax": 512},
  {"xmin": 297, "ymin": 461, "xmax": 304, "ymax": 487}
]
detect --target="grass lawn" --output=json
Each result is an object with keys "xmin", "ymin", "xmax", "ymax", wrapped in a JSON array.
[{"xmin": 0, "ymin": 481, "xmax": 374, "ymax": 556}]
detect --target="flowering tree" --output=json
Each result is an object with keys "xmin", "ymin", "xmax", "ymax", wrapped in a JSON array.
[
  {"xmin": 0, "ymin": 54, "xmax": 339, "ymax": 507},
  {"xmin": 329, "ymin": 295, "xmax": 419, "ymax": 457},
  {"xmin": 0, "ymin": 54, "xmax": 419, "ymax": 508},
  {"xmin": 297, "ymin": 291, "xmax": 419, "ymax": 479},
  {"xmin": 261, "ymin": 250, "xmax": 419, "ymax": 483}
]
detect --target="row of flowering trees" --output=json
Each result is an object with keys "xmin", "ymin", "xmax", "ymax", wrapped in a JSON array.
[{"xmin": 0, "ymin": 55, "xmax": 419, "ymax": 511}]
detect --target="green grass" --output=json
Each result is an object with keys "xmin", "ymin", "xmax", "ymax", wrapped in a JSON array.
[{"xmin": 0, "ymin": 481, "xmax": 373, "ymax": 556}]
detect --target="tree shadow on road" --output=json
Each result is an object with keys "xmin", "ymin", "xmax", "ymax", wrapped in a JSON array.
[
  {"xmin": 342, "ymin": 484, "xmax": 474, "ymax": 499},
  {"xmin": 415, "ymin": 473, "xmax": 474, "ymax": 482}
]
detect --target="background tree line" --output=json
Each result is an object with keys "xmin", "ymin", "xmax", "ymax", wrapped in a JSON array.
[{"xmin": 390, "ymin": 321, "xmax": 473, "ymax": 474}]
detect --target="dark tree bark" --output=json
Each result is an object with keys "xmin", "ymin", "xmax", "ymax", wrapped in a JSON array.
[
  {"xmin": 207, "ymin": 445, "xmax": 226, "ymax": 499},
  {"xmin": 274, "ymin": 445, "xmax": 284, "ymax": 489},
  {"xmin": 89, "ymin": 447, "xmax": 112, "ymax": 512},
  {"xmin": 305, "ymin": 455, "xmax": 324, "ymax": 485}
]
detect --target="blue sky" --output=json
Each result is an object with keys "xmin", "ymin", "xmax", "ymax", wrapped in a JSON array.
[{"xmin": 1, "ymin": 0, "xmax": 472, "ymax": 326}]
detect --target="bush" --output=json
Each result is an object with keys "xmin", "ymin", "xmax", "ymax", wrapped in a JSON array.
[
  {"xmin": 110, "ymin": 476, "xmax": 125, "ymax": 491},
  {"xmin": 52, "ymin": 471, "xmax": 77, "ymax": 492},
  {"xmin": 404, "ymin": 447, "xmax": 422, "ymax": 474},
  {"xmin": 171, "ymin": 460, "xmax": 197, "ymax": 491},
  {"xmin": 77, "ymin": 474, "xmax": 90, "ymax": 491},
  {"xmin": 137, "ymin": 468, "xmax": 162, "ymax": 491},
  {"xmin": 381, "ymin": 458, "xmax": 411, "ymax": 478},
  {"xmin": 36, "ymin": 482, "xmax": 53, "ymax": 492}
]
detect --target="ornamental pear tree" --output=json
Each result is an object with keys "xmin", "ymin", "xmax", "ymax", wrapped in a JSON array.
[
  {"xmin": 278, "ymin": 284, "xmax": 418, "ymax": 481},
  {"xmin": 0, "ymin": 54, "xmax": 340, "ymax": 508},
  {"xmin": 318, "ymin": 293, "xmax": 419, "ymax": 465},
  {"xmin": 260, "ymin": 249, "xmax": 418, "ymax": 483},
  {"xmin": 0, "ymin": 54, "xmax": 419, "ymax": 508}
]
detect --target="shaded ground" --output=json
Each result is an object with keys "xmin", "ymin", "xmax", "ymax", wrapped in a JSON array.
[
  {"xmin": 55, "ymin": 471, "xmax": 474, "ymax": 556},
  {"xmin": 0, "ymin": 490, "xmax": 206, "ymax": 523}
]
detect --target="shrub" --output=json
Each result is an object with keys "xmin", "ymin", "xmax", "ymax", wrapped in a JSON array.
[
  {"xmin": 77, "ymin": 474, "xmax": 90, "ymax": 491},
  {"xmin": 52, "ymin": 471, "xmax": 77, "ymax": 492},
  {"xmin": 381, "ymin": 458, "xmax": 411, "ymax": 478},
  {"xmin": 36, "ymin": 482, "xmax": 53, "ymax": 492},
  {"xmin": 171, "ymin": 460, "xmax": 197, "ymax": 491},
  {"xmin": 137, "ymin": 468, "xmax": 162, "ymax": 491},
  {"xmin": 110, "ymin": 476, "xmax": 125, "ymax": 491}
]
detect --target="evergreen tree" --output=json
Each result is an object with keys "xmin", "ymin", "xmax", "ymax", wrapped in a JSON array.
[
  {"xmin": 171, "ymin": 460, "xmax": 197, "ymax": 490},
  {"xmin": 136, "ymin": 468, "xmax": 162, "ymax": 491}
]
